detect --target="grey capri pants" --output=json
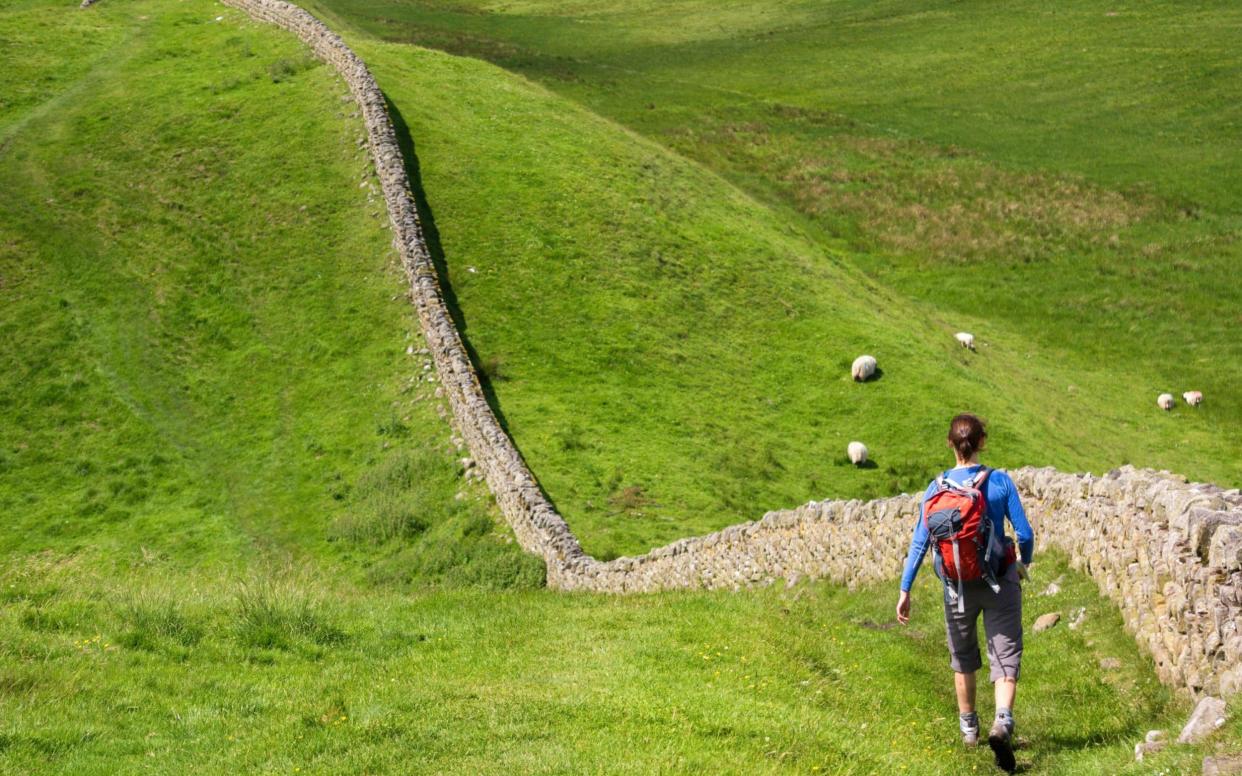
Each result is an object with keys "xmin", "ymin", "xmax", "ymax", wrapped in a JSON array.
[{"xmin": 942, "ymin": 563, "xmax": 1023, "ymax": 681}]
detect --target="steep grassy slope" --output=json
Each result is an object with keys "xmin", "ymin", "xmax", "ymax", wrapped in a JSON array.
[
  {"xmin": 310, "ymin": 0, "xmax": 1242, "ymax": 553},
  {"xmin": 0, "ymin": 0, "xmax": 1238, "ymax": 773},
  {"xmin": 0, "ymin": 0, "xmax": 538, "ymax": 585},
  {"xmin": 342, "ymin": 36, "xmax": 1235, "ymax": 558},
  {"xmin": 0, "ymin": 0, "xmax": 129, "ymax": 139}
]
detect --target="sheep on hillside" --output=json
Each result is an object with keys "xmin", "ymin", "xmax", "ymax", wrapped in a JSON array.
[
  {"xmin": 1184, "ymin": 391, "xmax": 1203, "ymax": 407},
  {"xmin": 955, "ymin": 332, "xmax": 976, "ymax": 350},
  {"xmin": 847, "ymin": 441, "xmax": 868, "ymax": 466},
  {"xmin": 1157, "ymin": 393, "xmax": 1175, "ymax": 411},
  {"xmin": 851, "ymin": 355, "xmax": 877, "ymax": 382}
]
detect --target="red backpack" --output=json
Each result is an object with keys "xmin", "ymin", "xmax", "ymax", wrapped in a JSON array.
[{"xmin": 923, "ymin": 467, "xmax": 1001, "ymax": 611}]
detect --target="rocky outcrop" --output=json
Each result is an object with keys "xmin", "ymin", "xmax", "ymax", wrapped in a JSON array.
[{"xmin": 220, "ymin": 0, "xmax": 1242, "ymax": 701}]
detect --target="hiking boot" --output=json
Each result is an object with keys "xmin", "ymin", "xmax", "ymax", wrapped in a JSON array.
[
  {"xmin": 959, "ymin": 712, "xmax": 980, "ymax": 747},
  {"xmin": 988, "ymin": 718, "xmax": 1016, "ymax": 773}
]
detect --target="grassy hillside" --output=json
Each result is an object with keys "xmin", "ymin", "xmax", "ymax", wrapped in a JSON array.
[
  {"xmin": 2, "ymin": 0, "xmax": 1240, "ymax": 773},
  {"xmin": 330, "ymin": 33, "xmax": 1235, "ymax": 559},
  {"xmin": 0, "ymin": 0, "xmax": 539, "ymax": 584},
  {"xmin": 315, "ymin": 0, "xmax": 1242, "ymax": 208},
  {"xmin": 312, "ymin": 0, "xmax": 1242, "ymax": 552}
]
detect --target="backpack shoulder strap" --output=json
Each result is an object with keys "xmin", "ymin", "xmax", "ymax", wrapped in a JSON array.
[
  {"xmin": 973, "ymin": 467, "xmax": 1002, "ymax": 593},
  {"xmin": 971, "ymin": 466, "xmax": 992, "ymax": 490}
]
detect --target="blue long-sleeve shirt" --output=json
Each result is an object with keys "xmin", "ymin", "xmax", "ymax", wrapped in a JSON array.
[{"xmin": 900, "ymin": 465, "xmax": 1034, "ymax": 593}]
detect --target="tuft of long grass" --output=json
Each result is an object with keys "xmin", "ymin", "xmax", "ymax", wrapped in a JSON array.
[
  {"xmin": 266, "ymin": 53, "xmax": 318, "ymax": 83},
  {"xmin": 327, "ymin": 447, "xmax": 547, "ymax": 588},
  {"xmin": 329, "ymin": 452, "xmax": 439, "ymax": 544},
  {"xmin": 234, "ymin": 578, "xmax": 347, "ymax": 650},
  {"xmin": 118, "ymin": 591, "xmax": 203, "ymax": 651}
]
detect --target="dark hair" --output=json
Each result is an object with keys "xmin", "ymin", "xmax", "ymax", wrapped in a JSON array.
[{"xmin": 948, "ymin": 413, "xmax": 987, "ymax": 460}]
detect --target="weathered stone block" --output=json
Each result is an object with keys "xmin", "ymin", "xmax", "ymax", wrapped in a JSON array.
[
  {"xmin": 1178, "ymin": 696, "xmax": 1228, "ymax": 744},
  {"xmin": 1211, "ymin": 524, "xmax": 1242, "ymax": 571},
  {"xmin": 1188, "ymin": 509, "xmax": 1242, "ymax": 558},
  {"xmin": 1033, "ymin": 612, "xmax": 1061, "ymax": 633}
]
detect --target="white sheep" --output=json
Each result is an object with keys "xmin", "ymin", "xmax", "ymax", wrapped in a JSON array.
[
  {"xmin": 1157, "ymin": 393, "xmax": 1175, "ymax": 411},
  {"xmin": 1183, "ymin": 391, "xmax": 1203, "ymax": 407},
  {"xmin": 851, "ymin": 355, "xmax": 877, "ymax": 382},
  {"xmin": 955, "ymin": 332, "xmax": 976, "ymax": 350},
  {"xmin": 847, "ymin": 441, "xmax": 868, "ymax": 466}
]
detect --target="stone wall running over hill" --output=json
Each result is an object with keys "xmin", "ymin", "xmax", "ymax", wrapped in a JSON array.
[
  {"xmin": 217, "ymin": 0, "xmax": 593, "ymax": 588},
  {"xmin": 212, "ymin": 0, "xmax": 1242, "ymax": 700}
]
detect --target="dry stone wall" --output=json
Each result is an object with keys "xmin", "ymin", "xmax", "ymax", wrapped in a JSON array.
[
  {"xmin": 563, "ymin": 466, "xmax": 1242, "ymax": 699},
  {"xmin": 206, "ymin": 0, "xmax": 1242, "ymax": 700},
  {"xmin": 217, "ymin": 0, "xmax": 594, "ymax": 589}
]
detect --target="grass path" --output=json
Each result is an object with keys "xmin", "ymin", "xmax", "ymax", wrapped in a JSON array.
[{"xmin": 3, "ymin": 549, "xmax": 1233, "ymax": 775}]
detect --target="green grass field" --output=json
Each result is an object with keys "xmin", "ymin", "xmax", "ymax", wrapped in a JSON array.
[
  {"xmin": 304, "ymin": 0, "xmax": 1242, "ymax": 558},
  {"xmin": 3, "ymin": 0, "xmax": 1240, "ymax": 772},
  {"xmin": 5, "ymin": 548, "xmax": 1236, "ymax": 775}
]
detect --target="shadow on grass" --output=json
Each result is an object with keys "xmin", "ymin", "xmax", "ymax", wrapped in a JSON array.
[
  {"xmin": 838, "ymin": 459, "xmax": 878, "ymax": 470},
  {"xmin": 382, "ymin": 93, "xmax": 565, "ymax": 518},
  {"xmin": 384, "ymin": 94, "xmax": 510, "ymax": 430}
]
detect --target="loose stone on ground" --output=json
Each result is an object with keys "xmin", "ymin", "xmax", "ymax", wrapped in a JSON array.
[
  {"xmin": 1134, "ymin": 729, "xmax": 1166, "ymax": 761},
  {"xmin": 1067, "ymin": 607, "xmax": 1087, "ymax": 630},
  {"xmin": 1180, "ymin": 696, "xmax": 1229, "ymax": 744},
  {"xmin": 1032, "ymin": 612, "xmax": 1060, "ymax": 633},
  {"xmin": 1204, "ymin": 754, "xmax": 1242, "ymax": 775},
  {"xmin": 1039, "ymin": 576, "xmax": 1063, "ymax": 597}
]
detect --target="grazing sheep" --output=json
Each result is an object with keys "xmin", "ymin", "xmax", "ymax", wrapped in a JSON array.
[
  {"xmin": 955, "ymin": 332, "xmax": 976, "ymax": 350},
  {"xmin": 847, "ymin": 441, "xmax": 868, "ymax": 466},
  {"xmin": 1183, "ymin": 391, "xmax": 1203, "ymax": 407},
  {"xmin": 851, "ymin": 355, "xmax": 877, "ymax": 382},
  {"xmin": 1157, "ymin": 393, "xmax": 1175, "ymax": 411}
]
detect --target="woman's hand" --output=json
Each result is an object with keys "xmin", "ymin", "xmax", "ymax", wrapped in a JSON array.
[{"xmin": 896, "ymin": 590, "xmax": 912, "ymax": 625}]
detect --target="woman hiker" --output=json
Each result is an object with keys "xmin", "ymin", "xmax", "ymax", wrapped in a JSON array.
[{"xmin": 895, "ymin": 413, "xmax": 1034, "ymax": 774}]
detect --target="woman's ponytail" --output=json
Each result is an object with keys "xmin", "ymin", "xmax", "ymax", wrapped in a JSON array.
[{"xmin": 949, "ymin": 413, "xmax": 987, "ymax": 460}]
